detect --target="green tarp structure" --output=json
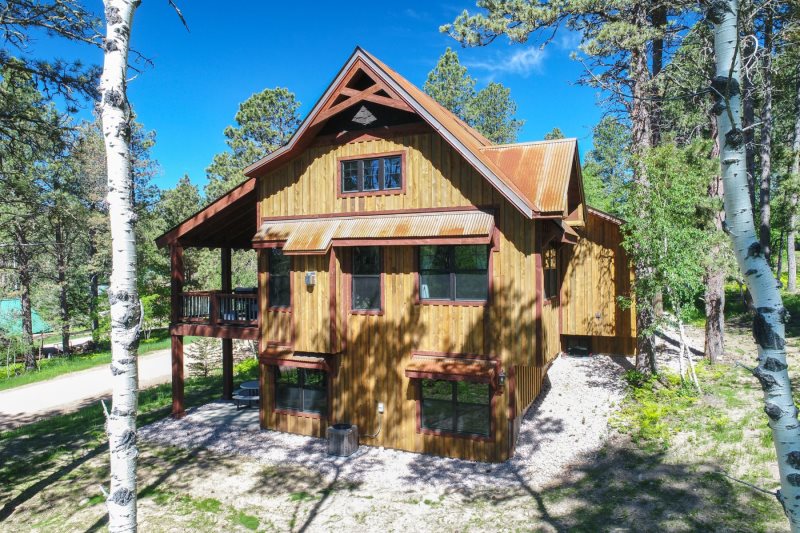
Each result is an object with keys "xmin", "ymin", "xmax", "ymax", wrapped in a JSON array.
[{"xmin": 0, "ymin": 299, "xmax": 52, "ymax": 336}]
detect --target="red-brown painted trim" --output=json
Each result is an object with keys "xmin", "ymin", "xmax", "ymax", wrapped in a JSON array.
[
  {"xmin": 273, "ymin": 408, "xmax": 324, "ymax": 420},
  {"xmin": 508, "ymin": 365, "xmax": 517, "ymax": 420},
  {"xmin": 259, "ymin": 205, "xmax": 486, "ymax": 223},
  {"xmin": 411, "ymin": 350, "xmax": 495, "ymax": 361},
  {"xmin": 170, "ymin": 323, "xmax": 259, "ymax": 340},
  {"xmin": 534, "ymin": 225, "xmax": 544, "ymax": 367},
  {"xmin": 329, "ymin": 248, "xmax": 338, "ymax": 351},
  {"xmin": 414, "ymin": 380, "xmax": 496, "ymax": 443},
  {"xmin": 312, "ymin": 123, "xmax": 432, "ymax": 147},
  {"xmin": 335, "ymin": 150, "xmax": 407, "ymax": 199},
  {"xmin": 156, "ymin": 178, "xmax": 256, "ymax": 248},
  {"xmin": 171, "ymin": 334, "xmax": 185, "ymax": 418}
]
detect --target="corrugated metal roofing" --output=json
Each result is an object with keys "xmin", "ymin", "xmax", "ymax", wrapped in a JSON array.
[
  {"xmin": 0, "ymin": 299, "xmax": 52, "ymax": 335},
  {"xmin": 480, "ymin": 139, "xmax": 578, "ymax": 214},
  {"xmin": 253, "ymin": 210, "xmax": 495, "ymax": 254}
]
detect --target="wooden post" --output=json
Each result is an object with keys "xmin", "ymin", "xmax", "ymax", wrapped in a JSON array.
[
  {"xmin": 171, "ymin": 335, "xmax": 185, "ymax": 418},
  {"xmin": 221, "ymin": 247, "xmax": 234, "ymax": 400},
  {"xmin": 170, "ymin": 244, "xmax": 185, "ymax": 418}
]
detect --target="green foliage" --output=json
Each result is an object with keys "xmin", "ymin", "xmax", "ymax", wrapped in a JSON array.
[
  {"xmin": 424, "ymin": 48, "xmax": 523, "ymax": 144},
  {"xmin": 544, "ymin": 127, "xmax": 565, "ymax": 140},
  {"xmin": 620, "ymin": 141, "xmax": 717, "ymax": 328},
  {"xmin": 205, "ymin": 87, "xmax": 301, "ymax": 200},
  {"xmin": 186, "ymin": 337, "xmax": 219, "ymax": 378},
  {"xmin": 581, "ymin": 116, "xmax": 631, "ymax": 215}
]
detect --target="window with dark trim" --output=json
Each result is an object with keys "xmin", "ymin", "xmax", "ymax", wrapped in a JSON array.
[
  {"xmin": 420, "ymin": 379, "xmax": 491, "ymax": 437},
  {"xmin": 341, "ymin": 155, "xmax": 402, "ymax": 193},
  {"xmin": 543, "ymin": 246, "xmax": 558, "ymax": 300},
  {"xmin": 268, "ymin": 248, "xmax": 291, "ymax": 308},
  {"xmin": 419, "ymin": 245, "xmax": 489, "ymax": 301},
  {"xmin": 275, "ymin": 367, "xmax": 327, "ymax": 414},
  {"xmin": 352, "ymin": 246, "xmax": 381, "ymax": 311}
]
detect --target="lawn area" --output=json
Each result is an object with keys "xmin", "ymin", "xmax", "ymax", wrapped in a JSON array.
[
  {"xmin": 0, "ymin": 331, "xmax": 197, "ymax": 392},
  {"xmin": 0, "ymin": 321, "xmax": 793, "ymax": 531}
]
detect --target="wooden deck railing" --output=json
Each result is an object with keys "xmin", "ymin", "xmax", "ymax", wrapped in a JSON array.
[{"xmin": 179, "ymin": 291, "xmax": 258, "ymax": 327}]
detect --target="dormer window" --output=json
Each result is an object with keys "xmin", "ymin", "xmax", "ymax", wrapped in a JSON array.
[{"xmin": 339, "ymin": 153, "xmax": 404, "ymax": 195}]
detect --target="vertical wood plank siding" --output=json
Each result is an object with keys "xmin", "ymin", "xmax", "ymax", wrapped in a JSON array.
[
  {"xmin": 257, "ymin": 133, "xmax": 548, "ymax": 462},
  {"xmin": 560, "ymin": 211, "xmax": 636, "ymax": 355}
]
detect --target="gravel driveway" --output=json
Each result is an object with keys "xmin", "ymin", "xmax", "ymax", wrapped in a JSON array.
[{"xmin": 140, "ymin": 354, "xmax": 629, "ymax": 492}]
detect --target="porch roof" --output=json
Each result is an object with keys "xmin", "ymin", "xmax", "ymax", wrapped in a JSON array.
[
  {"xmin": 252, "ymin": 209, "xmax": 495, "ymax": 255},
  {"xmin": 155, "ymin": 178, "xmax": 257, "ymax": 250}
]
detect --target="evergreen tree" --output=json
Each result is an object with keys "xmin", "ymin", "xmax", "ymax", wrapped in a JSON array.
[
  {"xmin": 424, "ymin": 48, "xmax": 523, "ymax": 144},
  {"xmin": 205, "ymin": 87, "xmax": 300, "ymax": 200},
  {"xmin": 544, "ymin": 127, "xmax": 565, "ymax": 140}
]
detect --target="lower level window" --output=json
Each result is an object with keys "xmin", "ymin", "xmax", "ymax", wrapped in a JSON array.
[
  {"xmin": 420, "ymin": 379, "xmax": 491, "ymax": 437},
  {"xmin": 275, "ymin": 367, "xmax": 327, "ymax": 414}
]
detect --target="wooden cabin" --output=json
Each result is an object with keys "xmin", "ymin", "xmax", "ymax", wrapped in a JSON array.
[{"xmin": 156, "ymin": 48, "xmax": 635, "ymax": 463}]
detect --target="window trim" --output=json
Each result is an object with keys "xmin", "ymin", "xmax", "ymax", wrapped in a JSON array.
[
  {"xmin": 347, "ymin": 247, "xmax": 385, "ymax": 316},
  {"xmin": 415, "ymin": 378, "xmax": 495, "ymax": 442},
  {"xmin": 272, "ymin": 366, "xmax": 329, "ymax": 419},
  {"xmin": 266, "ymin": 247, "xmax": 292, "ymax": 312},
  {"xmin": 415, "ymin": 242, "xmax": 494, "ymax": 307},
  {"xmin": 336, "ymin": 150, "xmax": 407, "ymax": 198},
  {"xmin": 543, "ymin": 245, "xmax": 558, "ymax": 302}
]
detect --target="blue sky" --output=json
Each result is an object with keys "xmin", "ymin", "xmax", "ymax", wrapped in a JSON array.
[{"xmin": 33, "ymin": 1, "xmax": 603, "ymax": 192}]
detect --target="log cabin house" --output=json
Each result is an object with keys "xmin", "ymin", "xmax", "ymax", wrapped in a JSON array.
[{"xmin": 156, "ymin": 48, "xmax": 635, "ymax": 462}]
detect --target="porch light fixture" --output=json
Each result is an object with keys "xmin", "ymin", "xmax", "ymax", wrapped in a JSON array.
[
  {"xmin": 305, "ymin": 271, "xmax": 316, "ymax": 287},
  {"xmin": 498, "ymin": 368, "xmax": 506, "ymax": 387}
]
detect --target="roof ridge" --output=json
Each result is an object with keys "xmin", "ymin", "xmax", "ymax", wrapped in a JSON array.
[{"xmin": 481, "ymin": 138, "xmax": 578, "ymax": 150}]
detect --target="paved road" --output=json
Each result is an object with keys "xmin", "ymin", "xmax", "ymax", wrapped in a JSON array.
[{"xmin": 0, "ymin": 348, "xmax": 184, "ymax": 431}]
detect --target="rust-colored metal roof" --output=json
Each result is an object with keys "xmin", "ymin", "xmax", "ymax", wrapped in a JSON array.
[
  {"xmin": 404, "ymin": 355, "xmax": 496, "ymax": 383},
  {"xmin": 253, "ymin": 210, "xmax": 495, "ymax": 254},
  {"xmin": 480, "ymin": 139, "xmax": 578, "ymax": 214}
]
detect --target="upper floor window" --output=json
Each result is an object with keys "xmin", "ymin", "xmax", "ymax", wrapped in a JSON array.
[
  {"xmin": 340, "ymin": 154, "xmax": 403, "ymax": 194},
  {"xmin": 352, "ymin": 246, "xmax": 381, "ymax": 312},
  {"xmin": 419, "ymin": 245, "xmax": 489, "ymax": 302},
  {"xmin": 268, "ymin": 248, "xmax": 291, "ymax": 308},
  {"xmin": 543, "ymin": 246, "xmax": 558, "ymax": 300}
]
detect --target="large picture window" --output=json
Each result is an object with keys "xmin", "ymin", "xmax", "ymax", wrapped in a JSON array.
[
  {"xmin": 419, "ymin": 245, "xmax": 489, "ymax": 302},
  {"xmin": 268, "ymin": 248, "xmax": 290, "ymax": 308},
  {"xmin": 340, "ymin": 154, "xmax": 403, "ymax": 194},
  {"xmin": 275, "ymin": 367, "xmax": 327, "ymax": 414},
  {"xmin": 543, "ymin": 246, "xmax": 558, "ymax": 300},
  {"xmin": 420, "ymin": 379, "xmax": 491, "ymax": 437},
  {"xmin": 352, "ymin": 247, "xmax": 381, "ymax": 311}
]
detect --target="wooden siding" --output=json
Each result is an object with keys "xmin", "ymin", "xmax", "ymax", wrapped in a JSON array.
[
  {"xmin": 560, "ymin": 211, "xmax": 636, "ymax": 354},
  {"xmin": 258, "ymin": 132, "xmax": 551, "ymax": 462}
]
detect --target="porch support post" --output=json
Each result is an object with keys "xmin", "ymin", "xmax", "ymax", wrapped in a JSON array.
[
  {"xmin": 221, "ymin": 247, "xmax": 234, "ymax": 400},
  {"xmin": 170, "ymin": 244, "xmax": 185, "ymax": 418}
]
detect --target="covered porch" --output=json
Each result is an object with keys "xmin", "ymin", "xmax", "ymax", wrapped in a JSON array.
[{"xmin": 155, "ymin": 178, "xmax": 260, "ymax": 418}]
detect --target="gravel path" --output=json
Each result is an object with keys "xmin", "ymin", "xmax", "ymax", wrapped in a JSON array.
[{"xmin": 139, "ymin": 354, "xmax": 628, "ymax": 492}]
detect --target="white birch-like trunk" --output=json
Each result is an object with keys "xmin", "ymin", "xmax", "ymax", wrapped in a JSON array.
[
  {"xmin": 100, "ymin": 0, "xmax": 141, "ymax": 530},
  {"xmin": 710, "ymin": 1, "xmax": 800, "ymax": 527}
]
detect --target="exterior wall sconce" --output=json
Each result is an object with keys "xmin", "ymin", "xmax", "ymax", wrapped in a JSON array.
[
  {"xmin": 305, "ymin": 271, "xmax": 316, "ymax": 287},
  {"xmin": 498, "ymin": 368, "xmax": 506, "ymax": 387}
]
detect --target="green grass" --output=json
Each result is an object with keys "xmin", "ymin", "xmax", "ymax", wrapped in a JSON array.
[{"xmin": 0, "ymin": 331, "xmax": 197, "ymax": 392}]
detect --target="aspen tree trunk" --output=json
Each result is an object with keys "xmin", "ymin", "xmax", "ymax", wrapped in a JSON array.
[
  {"xmin": 788, "ymin": 65, "xmax": 800, "ymax": 293},
  {"xmin": 742, "ymin": 16, "xmax": 757, "ymax": 212},
  {"xmin": 711, "ymin": 1, "xmax": 800, "ymax": 526},
  {"xmin": 100, "ymin": 0, "xmax": 141, "ymax": 530},
  {"xmin": 759, "ymin": 13, "xmax": 774, "ymax": 262}
]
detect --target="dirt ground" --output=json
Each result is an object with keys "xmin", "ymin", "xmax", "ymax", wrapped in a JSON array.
[{"xmin": 0, "ymin": 319, "xmax": 792, "ymax": 532}]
